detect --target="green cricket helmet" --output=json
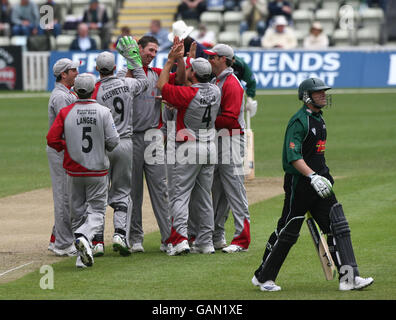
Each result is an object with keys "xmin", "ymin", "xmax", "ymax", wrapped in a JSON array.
[{"xmin": 298, "ymin": 78, "xmax": 331, "ymax": 107}]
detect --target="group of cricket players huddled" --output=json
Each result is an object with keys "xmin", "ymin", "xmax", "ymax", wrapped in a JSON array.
[{"xmin": 46, "ymin": 35, "xmax": 254, "ymax": 266}]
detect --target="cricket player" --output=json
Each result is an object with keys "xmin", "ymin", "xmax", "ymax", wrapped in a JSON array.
[
  {"xmin": 204, "ymin": 44, "xmax": 251, "ymax": 253},
  {"xmin": 127, "ymin": 36, "xmax": 183, "ymax": 253},
  {"xmin": 90, "ymin": 39, "xmax": 148, "ymax": 257},
  {"xmin": 47, "ymin": 73, "xmax": 120, "ymax": 268},
  {"xmin": 252, "ymin": 78, "xmax": 374, "ymax": 291},
  {"xmin": 232, "ymin": 55, "xmax": 258, "ymax": 118},
  {"xmin": 157, "ymin": 39, "xmax": 221, "ymax": 255},
  {"xmin": 47, "ymin": 58, "xmax": 79, "ymax": 256},
  {"xmin": 186, "ymin": 52, "xmax": 259, "ymax": 244}
]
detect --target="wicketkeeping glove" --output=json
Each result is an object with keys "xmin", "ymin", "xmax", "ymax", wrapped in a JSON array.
[
  {"xmin": 309, "ymin": 173, "xmax": 333, "ymax": 198},
  {"xmin": 246, "ymin": 97, "xmax": 258, "ymax": 117},
  {"xmin": 116, "ymin": 36, "xmax": 142, "ymax": 70}
]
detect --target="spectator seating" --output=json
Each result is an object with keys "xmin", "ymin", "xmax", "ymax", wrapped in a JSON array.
[
  {"xmin": 217, "ymin": 30, "xmax": 240, "ymax": 47},
  {"xmin": 115, "ymin": 1, "xmax": 177, "ymax": 39},
  {"xmin": 356, "ymin": 27, "xmax": 380, "ymax": 46},
  {"xmin": 0, "ymin": 36, "xmax": 11, "ymax": 46},
  {"xmin": 10, "ymin": 35, "xmax": 27, "ymax": 47},
  {"xmin": 294, "ymin": 28, "xmax": 307, "ymax": 47},
  {"xmin": 359, "ymin": 7, "xmax": 385, "ymax": 33},
  {"xmin": 240, "ymin": 30, "xmax": 258, "ymax": 47},
  {"xmin": 91, "ymin": 33, "xmax": 101, "ymax": 48},
  {"xmin": 200, "ymin": 11, "xmax": 224, "ymax": 34},
  {"xmin": 321, "ymin": 0, "xmax": 341, "ymax": 11},
  {"xmin": 55, "ymin": 34, "xmax": 75, "ymax": 51},
  {"xmin": 297, "ymin": 0, "xmax": 318, "ymax": 11},
  {"xmin": 206, "ymin": 0, "xmax": 225, "ymax": 12},
  {"xmin": 315, "ymin": 8, "xmax": 337, "ymax": 36},
  {"xmin": 3, "ymin": 0, "xmax": 391, "ymax": 50},
  {"xmin": 292, "ymin": 9, "xmax": 314, "ymax": 34},
  {"xmin": 223, "ymin": 11, "xmax": 244, "ymax": 32},
  {"xmin": 332, "ymin": 28, "xmax": 355, "ymax": 46},
  {"xmin": 343, "ymin": 0, "xmax": 360, "ymax": 10}
]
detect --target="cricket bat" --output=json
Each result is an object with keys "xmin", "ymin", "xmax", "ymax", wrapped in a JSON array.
[
  {"xmin": 306, "ymin": 212, "xmax": 337, "ymax": 280},
  {"xmin": 244, "ymin": 109, "xmax": 255, "ymax": 180}
]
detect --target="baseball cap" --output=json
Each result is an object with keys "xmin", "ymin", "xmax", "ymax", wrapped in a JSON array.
[
  {"xmin": 96, "ymin": 51, "xmax": 115, "ymax": 73},
  {"xmin": 74, "ymin": 73, "xmax": 95, "ymax": 95},
  {"xmin": 191, "ymin": 58, "xmax": 212, "ymax": 77},
  {"xmin": 53, "ymin": 58, "xmax": 80, "ymax": 77},
  {"xmin": 168, "ymin": 20, "xmax": 194, "ymax": 42},
  {"xmin": 203, "ymin": 44, "xmax": 234, "ymax": 60}
]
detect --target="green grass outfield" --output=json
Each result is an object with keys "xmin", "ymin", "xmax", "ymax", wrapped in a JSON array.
[{"xmin": 0, "ymin": 90, "xmax": 396, "ymax": 301}]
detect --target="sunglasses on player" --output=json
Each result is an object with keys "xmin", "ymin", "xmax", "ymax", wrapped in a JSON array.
[{"xmin": 208, "ymin": 55, "xmax": 223, "ymax": 60}]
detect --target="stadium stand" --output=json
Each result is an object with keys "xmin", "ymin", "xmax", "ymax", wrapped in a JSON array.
[
  {"xmin": 0, "ymin": 36, "xmax": 10, "ymax": 46},
  {"xmin": 359, "ymin": 7, "xmax": 385, "ymax": 33},
  {"xmin": 115, "ymin": 0, "xmax": 178, "ymax": 40},
  {"xmin": 314, "ymin": 8, "xmax": 337, "ymax": 36},
  {"xmin": 223, "ymin": 11, "xmax": 244, "ymax": 32},
  {"xmin": 296, "ymin": 0, "xmax": 317, "ymax": 11},
  {"xmin": 292, "ymin": 9, "xmax": 314, "ymax": 34},
  {"xmin": 55, "ymin": 34, "xmax": 75, "ymax": 50},
  {"xmin": 0, "ymin": 0, "xmax": 393, "ymax": 50},
  {"xmin": 217, "ymin": 30, "xmax": 241, "ymax": 47},
  {"xmin": 200, "ymin": 10, "xmax": 223, "ymax": 34},
  {"xmin": 332, "ymin": 27, "xmax": 355, "ymax": 46},
  {"xmin": 356, "ymin": 26, "xmax": 380, "ymax": 46},
  {"xmin": 240, "ymin": 30, "xmax": 258, "ymax": 47},
  {"xmin": 321, "ymin": 0, "xmax": 340, "ymax": 11}
]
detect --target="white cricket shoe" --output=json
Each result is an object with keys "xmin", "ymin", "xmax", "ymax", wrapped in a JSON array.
[
  {"xmin": 339, "ymin": 276, "xmax": 374, "ymax": 291},
  {"xmin": 251, "ymin": 275, "xmax": 263, "ymax": 287},
  {"xmin": 75, "ymin": 237, "xmax": 93, "ymax": 267},
  {"xmin": 112, "ymin": 234, "xmax": 130, "ymax": 256},
  {"xmin": 213, "ymin": 239, "xmax": 227, "ymax": 250},
  {"xmin": 130, "ymin": 242, "xmax": 145, "ymax": 253},
  {"xmin": 167, "ymin": 240, "xmax": 190, "ymax": 256},
  {"xmin": 53, "ymin": 244, "xmax": 78, "ymax": 257},
  {"xmin": 160, "ymin": 243, "xmax": 173, "ymax": 253},
  {"xmin": 48, "ymin": 242, "xmax": 55, "ymax": 253},
  {"xmin": 260, "ymin": 280, "xmax": 281, "ymax": 292},
  {"xmin": 222, "ymin": 244, "xmax": 248, "ymax": 253},
  {"xmin": 190, "ymin": 244, "xmax": 215, "ymax": 254},
  {"xmin": 92, "ymin": 242, "xmax": 104, "ymax": 257},
  {"xmin": 76, "ymin": 255, "xmax": 87, "ymax": 268}
]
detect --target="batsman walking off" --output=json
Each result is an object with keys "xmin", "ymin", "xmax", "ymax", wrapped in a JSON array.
[{"xmin": 252, "ymin": 78, "xmax": 374, "ymax": 291}]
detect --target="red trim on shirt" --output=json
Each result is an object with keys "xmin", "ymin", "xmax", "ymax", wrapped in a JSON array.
[
  {"xmin": 91, "ymin": 81, "xmax": 102, "ymax": 100},
  {"xmin": 161, "ymin": 83, "xmax": 198, "ymax": 109},
  {"xmin": 46, "ymin": 102, "xmax": 108, "ymax": 177},
  {"xmin": 215, "ymin": 74, "xmax": 244, "ymax": 134},
  {"xmin": 161, "ymin": 83, "xmax": 199, "ymax": 141}
]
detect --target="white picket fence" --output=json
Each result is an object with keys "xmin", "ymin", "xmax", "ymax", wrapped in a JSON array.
[{"xmin": 22, "ymin": 51, "xmax": 50, "ymax": 91}]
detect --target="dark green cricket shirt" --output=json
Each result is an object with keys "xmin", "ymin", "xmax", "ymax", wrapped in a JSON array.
[{"xmin": 282, "ymin": 105, "xmax": 329, "ymax": 176}]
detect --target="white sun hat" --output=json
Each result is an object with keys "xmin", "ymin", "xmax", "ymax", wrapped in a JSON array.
[{"xmin": 168, "ymin": 20, "xmax": 194, "ymax": 42}]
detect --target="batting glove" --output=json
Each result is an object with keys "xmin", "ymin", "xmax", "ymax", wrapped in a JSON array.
[
  {"xmin": 246, "ymin": 97, "xmax": 258, "ymax": 118},
  {"xmin": 309, "ymin": 173, "xmax": 333, "ymax": 198},
  {"xmin": 116, "ymin": 36, "xmax": 142, "ymax": 70}
]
